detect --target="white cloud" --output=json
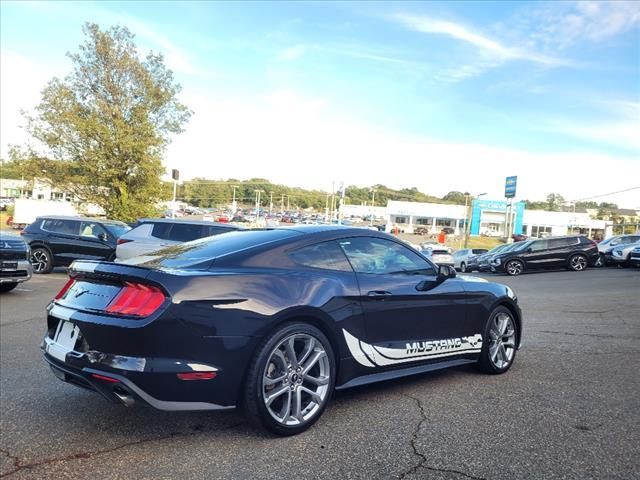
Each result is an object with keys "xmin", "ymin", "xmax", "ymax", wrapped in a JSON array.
[
  {"xmin": 393, "ymin": 13, "xmax": 569, "ymax": 67},
  {"xmin": 522, "ymin": 1, "xmax": 640, "ymax": 50},
  {"xmin": 165, "ymin": 89, "xmax": 640, "ymax": 208},
  {"xmin": 547, "ymin": 121, "xmax": 640, "ymax": 151}
]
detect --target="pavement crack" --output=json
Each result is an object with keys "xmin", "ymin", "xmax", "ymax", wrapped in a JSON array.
[
  {"xmin": 0, "ymin": 422, "xmax": 243, "ymax": 478},
  {"xmin": 398, "ymin": 394, "xmax": 429, "ymax": 480},
  {"xmin": 398, "ymin": 395, "xmax": 486, "ymax": 480}
]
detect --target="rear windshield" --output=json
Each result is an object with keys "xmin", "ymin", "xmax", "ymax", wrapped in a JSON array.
[
  {"xmin": 104, "ymin": 223, "xmax": 131, "ymax": 238},
  {"xmin": 123, "ymin": 229, "xmax": 300, "ymax": 269}
]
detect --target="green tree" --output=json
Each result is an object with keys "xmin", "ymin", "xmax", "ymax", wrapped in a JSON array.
[
  {"xmin": 442, "ymin": 191, "xmax": 466, "ymax": 204},
  {"xmin": 545, "ymin": 193, "xmax": 565, "ymax": 211},
  {"xmin": 20, "ymin": 23, "xmax": 191, "ymax": 221}
]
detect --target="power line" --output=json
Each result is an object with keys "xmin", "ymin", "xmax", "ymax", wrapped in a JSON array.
[{"xmin": 571, "ymin": 186, "xmax": 640, "ymax": 203}]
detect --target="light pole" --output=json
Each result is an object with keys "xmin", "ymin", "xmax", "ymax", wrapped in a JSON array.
[
  {"xmin": 231, "ymin": 185, "xmax": 239, "ymax": 213},
  {"xmin": 254, "ymin": 189, "xmax": 263, "ymax": 219},
  {"xmin": 463, "ymin": 192, "xmax": 486, "ymax": 248},
  {"xmin": 370, "ymin": 188, "xmax": 376, "ymax": 226},
  {"xmin": 269, "ymin": 192, "xmax": 273, "ymax": 216}
]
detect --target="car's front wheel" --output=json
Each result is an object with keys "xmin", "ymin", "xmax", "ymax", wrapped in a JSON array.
[
  {"xmin": 505, "ymin": 259, "xmax": 524, "ymax": 276},
  {"xmin": 30, "ymin": 247, "xmax": 53, "ymax": 274},
  {"xmin": 460, "ymin": 262, "xmax": 467, "ymax": 273},
  {"xmin": 478, "ymin": 306, "xmax": 518, "ymax": 374},
  {"xmin": 0, "ymin": 283, "xmax": 18, "ymax": 293},
  {"xmin": 244, "ymin": 323, "xmax": 335, "ymax": 436}
]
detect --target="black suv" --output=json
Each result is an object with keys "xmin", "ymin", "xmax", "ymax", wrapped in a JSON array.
[
  {"xmin": 490, "ymin": 235, "xmax": 598, "ymax": 276},
  {"xmin": 21, "ymin": 216, "xmax": 131, "ymax": 274}
]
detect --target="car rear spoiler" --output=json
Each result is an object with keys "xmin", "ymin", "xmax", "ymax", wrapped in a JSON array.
[{"xmin": 69, "ymin": 260, "xmax": 154, "ymax": 284}]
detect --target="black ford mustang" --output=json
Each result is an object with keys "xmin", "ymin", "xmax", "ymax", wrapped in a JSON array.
[{"xmin": 42, "ymin": 226, "xmax": 522, "ymax": 435}]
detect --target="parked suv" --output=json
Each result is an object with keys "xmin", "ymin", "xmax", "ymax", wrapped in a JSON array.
[
  {"xmin": 597, "ymin": 234, "xmax": 640, "ymax": 266},
  {"xmin": 21, "ymin": 216, "xmax": 131, "ymax": 274},
  {"xmin": 452, "ymin": 248, "xmax": 488, "ymax": 272},
  {"xmin": 115, "ymin": 218, "xmax": 240, "ymax": 260},
  {"xmin": 490, "ymin": 235, "xmax": 598, "ymax": 276},
  {"xmin": 0, "ymin": 231, "xmax": 32, "ymax": 292}
]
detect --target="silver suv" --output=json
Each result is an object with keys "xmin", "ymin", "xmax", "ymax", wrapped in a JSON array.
[
  {"xmin": 452, "ymin": 248, "xmax": 488, "ymax": 272},
  {"xmin": 115, "ymin": 219, "xmax": 239, "ymax": 261},
  {"xmin": 0, "ymin": 231, "xmax": 32, "ymax": 293}
]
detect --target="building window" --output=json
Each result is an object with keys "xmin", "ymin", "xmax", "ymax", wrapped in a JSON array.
[
  {"xmin": 394, "ymin": 216, "xmax": 408, "ymax": 224},
  {"xmin": 415, "ymin": 217, "xmax": 431, "ymax": 225},
  {"xmin": 51, "ymin": 192, "xmax": 64, "ymax": 200},
  {"xmin": 531, "ymin": 225, "xmax": 552, "ymax": 238}
]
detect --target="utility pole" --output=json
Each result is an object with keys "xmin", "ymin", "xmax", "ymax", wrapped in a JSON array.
[
  {"xmin": 464, "ymin": 192, "xmax": 486, "ymax": 248},
  {"xmin": 254, "ymin": 189, "xmax": 263, "ymax": 219},
  {"xmin": 325, "ymin": 193, "xmax": 330, "ymax": 223},
  {"xmin": 280, "ymin": 194, "xmax": 285, "ymax": 213},
  {"xmin": 269, "ymin": 192, "xmax": 273, "ymax": 216},
  {"xmin": 231, "ymin": 185, "xmax": 239, "ymax": 213},
  {"xmin": 286, "ymin": 195, "xmax": 290, "ymax": 211}
]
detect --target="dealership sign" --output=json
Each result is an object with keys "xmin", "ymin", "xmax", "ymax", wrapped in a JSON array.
[{"xmin": 505, "ymin": 176, "xmax": 517, "ymax": 198}]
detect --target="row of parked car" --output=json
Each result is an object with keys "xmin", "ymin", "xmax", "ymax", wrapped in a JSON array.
[
  {"xmin": 1, "ymin": 215, "xmax": 639, "ymax": 292},
  {"xmin": 419, "ymin": 233, "xmax": 639, "ymax": 276}
]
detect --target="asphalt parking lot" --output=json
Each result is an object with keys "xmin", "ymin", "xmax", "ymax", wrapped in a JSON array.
[{"xmin": 1, "ymin": 267, "xmax": 639, "ymax": 479}]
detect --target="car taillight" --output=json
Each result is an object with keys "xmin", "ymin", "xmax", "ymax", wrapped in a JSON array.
[
  {"xmin": 177, "ymin": 372, "xmax": 217, "ymax": 381},
  {"xmin": 105, "ymin": 282, "xmax": 166, "ymax": 317},
  {"xmin": 116, "ymin": 238, "xmax": 132, "ymax": 245},
  {"xmin": 54, "ymin": 278, "xmax": 76, "ymax": 300}
]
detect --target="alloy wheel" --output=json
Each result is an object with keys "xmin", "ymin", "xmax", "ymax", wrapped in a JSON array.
[
  {"xmin": 30, "ymin": 250, "xmax": 49, "ymax": 273},
  {"xmin": 262, "ymin": 333, "xmax": 330, "ymax": 426},
  {"xmin": 506, "ymin": 261, "xmax": 522, "ymax": 276},
  {"xmin": 570, "ymin": 255, "xmax": 587, "ymax": 271},
  {"xmin": 460, "ymin": 263, "xmax": 466, "ymax": 273},
  {"xmin": 488, "ymin": 312, "xmax": 516, "ymax": 369}
]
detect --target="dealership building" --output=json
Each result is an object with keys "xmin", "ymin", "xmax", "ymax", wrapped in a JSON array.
[{"xmin": 384, "ymin": 199, "xmax": 610, "ymax": 238}]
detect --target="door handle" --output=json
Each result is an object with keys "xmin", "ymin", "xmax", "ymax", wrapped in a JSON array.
[{"xmin": 367, "ymin": 290, "xmax": 392, "ymax": 297}]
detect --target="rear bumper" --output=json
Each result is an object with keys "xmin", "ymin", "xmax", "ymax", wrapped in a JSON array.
[
  {"xmin": 42, "ymin": 340, "xmax": 234, "ymax": 411},
  {"xmin": 0, "ymin": 259, "xmax": 32, "ymax": 283}
]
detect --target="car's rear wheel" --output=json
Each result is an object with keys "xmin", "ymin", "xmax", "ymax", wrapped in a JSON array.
[
  {"xmin": 244, "ymin": 322, "xmax": 335, "ymax": 436},
  {"xmin": 0, "ymin": 283, "xmax": 18, "ymax": 293},
  {"xmin": 478, "ymin": 306, "xmax": 518, "ymax": 374},
  {"xmin": 505, "ymin": 259, "xmax": 524, "ymax": 276},
  {"xmin": 30, "ymin": 247, "xmax": 53, "ymax": 274},
  {"xmin": 568, "ymin": 254, "xmax": 588, "ymax": 271},
  {"xmin": 594, "ymin": 254, "xmax": 604, "ymax": 267},
  {"xmin": 460, "ymin": 262, "xmax": 467, "ymax": 273}
]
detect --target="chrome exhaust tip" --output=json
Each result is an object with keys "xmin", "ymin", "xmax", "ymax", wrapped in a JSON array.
[{"xmin": 113, "ymin": 387, "xmax": 135, "ymax": 407}]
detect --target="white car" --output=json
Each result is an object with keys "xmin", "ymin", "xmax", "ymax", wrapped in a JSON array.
[
  {"xmin": 116, "ymin": 219, "xmax": 239, "ymax": 261},
  {"xmin": 420, "ymin": 245, "xmax": 454, "ymax": 266},
  {"xmin": 452, "ymin": 248, "xmax": 489, "ymax": 272},
  {"xmin": 610, "ymin": 241, "xmax": 640, "ymax": 267}
]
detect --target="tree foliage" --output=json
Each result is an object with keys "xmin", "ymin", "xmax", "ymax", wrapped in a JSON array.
[{"xmin": 18, "ymin": 23, "xmax": 191, "ymax": 221}]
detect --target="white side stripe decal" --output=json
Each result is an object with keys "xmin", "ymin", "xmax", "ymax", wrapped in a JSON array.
[{"xmin": 342, "ymin": 329, "xmax": 482, "ymax": 368}]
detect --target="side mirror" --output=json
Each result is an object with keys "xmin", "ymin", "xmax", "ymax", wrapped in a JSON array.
[
  {"xmin": 98, "ymin": 233, "xmax": 108, "ymax": 242},
  {"xmin": 438, "ymin": 264, "xmax": 456, "ymax": 279}
]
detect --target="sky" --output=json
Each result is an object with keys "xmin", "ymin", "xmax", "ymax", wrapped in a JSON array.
[{"xmin": 1, "ymin": 1, "xmax": 639, "ymax": 207}]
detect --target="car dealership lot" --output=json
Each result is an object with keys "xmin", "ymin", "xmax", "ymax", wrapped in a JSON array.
[{"xmin": 1, "ymin": 268, "xmax": 638, "ymax": 479}]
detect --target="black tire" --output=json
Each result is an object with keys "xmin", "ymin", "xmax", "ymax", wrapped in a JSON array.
[
  {"xmin": 0, "ymin": 283, "xmax": 18, "ymax": 293},
  {"xmin": 243, "ymin": 322, "xmax": 336, "ymax": 436},
  {"xmin": 505, "ymin": 259, "xmax": 524, "ymax": 276},
  {"xmin": 30, "ymin": 247, "xmax": 53, "ymax": 274},
  {"xmin": 477, "ymin": 306, "xmax": 518, "ymax": 374},
  {"xmin": 594, "ymin": 254, "xmax": 604, "ymax": 268},
  {"xmin": 568, "ymin": 253, "xmax": 588, "ymax": 272},
  {"xmin": 460, "ymin": 262, "xmax": 467, "ymax": 273}
]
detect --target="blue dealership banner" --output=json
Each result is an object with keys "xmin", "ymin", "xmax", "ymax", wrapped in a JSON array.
[{"xmin": 505, "ymin": 176, "xmax": 517, "ymax": 198}]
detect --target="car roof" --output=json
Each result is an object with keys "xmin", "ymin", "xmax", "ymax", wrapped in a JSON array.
[
  {"xmin": 530, "ymin": 235, "xmax": 583, "ymax": 240},
  {"xmin": 137, "ymin": 218, "xmax": 240, "ymax": 228},
  {"xmin": 36, "ymin": 215, "xmax": 127, "ymax": 225}
]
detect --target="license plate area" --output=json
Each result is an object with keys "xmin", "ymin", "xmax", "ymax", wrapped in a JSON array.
[
  {"xmin": 1, "ymin": 262, "xmax": 18, "ymax": 271},
  {"xmin": 47, "ymin": 321, "xmax": 81, "ymax": 362}
]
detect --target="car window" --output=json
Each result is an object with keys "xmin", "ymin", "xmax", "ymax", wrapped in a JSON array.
[
  {"xmin": 80, "ymin": 221, "xmax": 107, "ymax": 238},
  {"xmin": 103, "ymin": 223, "xmax": 131, "ymax": 238},
  {"xmin": 472, "ymin": 249, "xmax": 488, "ymax": 254},
  {"xmin": 529, "ymin": 240, "xmax": 548, "ymax": 251},
  {"xmin": 42, "ymin": 219, "xmax": 80, "ymax": 236},
  {"xmin": 205, "ymin": 226, "xmax": 235, "ymax": 237},
  {"xmin": 289, "ymin": 241, "xmax": 352, "ymax": 271},
  {"xmin": 169, "ymin": 223, "xmax": 206, "ymax": 242},
  {"xmin": 151, "ymin": 222, "xmax": 173, "ymax": 240},
  {"xmin": 338, "ymin": 237, "xmax": 436, "ymax": 276}
]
